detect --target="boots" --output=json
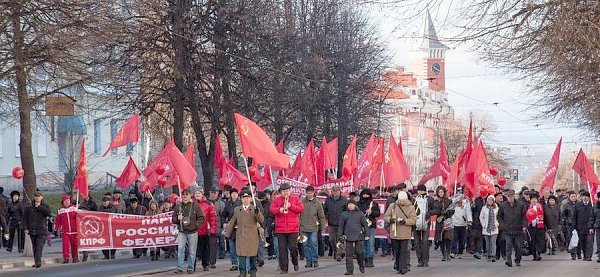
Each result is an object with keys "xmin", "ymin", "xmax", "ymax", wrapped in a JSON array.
[
  {"xmin": 365, "ymin": 257, "xmax": 374, "ymax": 267},
  {"xmin": 82, "ymin": 252, "xmax": 88, "ymax": 262},
  {"xmin": 150, "ymin": 251, "xmax": 156, "ymax": 261},
  {"xmin": 155, "ymin": 249, "xmax": 160, "ymax": 261}
]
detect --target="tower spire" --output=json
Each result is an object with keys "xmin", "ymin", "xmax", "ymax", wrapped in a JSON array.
[{"xmin": 419, "ymin": 10, "xmax": 448, "ymax": 49}]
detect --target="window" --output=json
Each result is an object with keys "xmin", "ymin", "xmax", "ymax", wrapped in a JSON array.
[
  {"xmin": 94, "ymin": 120, "xmax": 102, "ymax": 155},
  {"xmin": 37, "ymin": 124, "xmax": 47, "ymax": 157},
  {"xmin": 110, "ymin": 119, "xmax": 118, "ymax": 155},
  {"xmin": 14, "ymin": 127, "xmax": 20, "ymax": 157}
]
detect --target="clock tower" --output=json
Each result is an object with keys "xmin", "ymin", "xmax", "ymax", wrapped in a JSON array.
[{"xmin": 410, "ymin": 10, "xmax": 449, "ymax": 92}]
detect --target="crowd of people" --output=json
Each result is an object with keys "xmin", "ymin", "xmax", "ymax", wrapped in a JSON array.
[{"xmin": 1, "ymin": 183, "xmax": 600, "ymax": 276}]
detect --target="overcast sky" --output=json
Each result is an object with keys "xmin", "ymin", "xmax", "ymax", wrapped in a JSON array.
[{"xmin": 368, "ymin": 3, "xmax": 592, "ymax": 181}]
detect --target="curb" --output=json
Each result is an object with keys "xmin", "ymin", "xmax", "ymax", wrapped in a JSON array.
[{"xmin": 0, "ymin": 250, "xmax": 133, "ymax": 270}]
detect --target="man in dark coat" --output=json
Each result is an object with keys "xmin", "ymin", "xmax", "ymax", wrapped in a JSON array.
[
  {"xmin": 469, "ymin": 196, "xmax": 485, "ymax": 259},
  {"xmin": 544, "ymin": 195, "xmax": 561, "ymax": 254},
  {"xmin": 6, "ymin": 191, "xmax": 24, "ymax": 253},
  {"xmin": 357, "ymin": 188, "xmax": 380, "ymax": 267},
  {"xmin": 563, "ymin": 191, "xmax": 579, "ymax": 259},
  {"xmin": 22, "ymin": 191, "xmax": 51, "ymax": 268},
  {"xmin": 498, "ymin": 189, "xmax": 526, "ymax": 267},
  {"xmin": 98, "ymin": 195, "xmax": 119, "ymax": 259},
  {"xmin": 574, "ymin": 191, "xmax": 593, "ymax": 261},
  {"xmin": 338, "ymin": 199, "xmax": 369, "ymax": 275},
  {"xmin": 588, "ymin": 192, "xmax": 600, "ymax": 262},
  {"xmin": 223, "ymin": 188, "xmax": 242, "ymax": 271},
  {"xmin": 125, "ymin": 198, "xmax": 147, "ymax": 258},
  {"xmin": 323, "ymin": 185, "xmax": 347, "ymax": 261}
]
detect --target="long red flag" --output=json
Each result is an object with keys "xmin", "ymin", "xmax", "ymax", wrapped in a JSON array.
[
  {"xmin": 299, "ymin": 139, "xmax": 317, "ymax": 185},
  {"xmin": 234, "ymin": 113, "xmax": 289, "ymax": 169},
  {"xmin": 384, "ymin": 134, "xmax": 410, "ymax": 186},
  {"xmin": 418, "ymin": 136, "xmax": 450, "ymax": 185},
  {"xmin": 73, "ymin": 138, "xmax": 89, "ymax": 198},
  {"xmin": 115, "ymin": 156, "xmax": 141, "ymax": 189},
  {"xmin": 214, "ymin": 134, "xmax": 227, "ymax": 172},
  {"xmin": 356, "ymin": 134, "xmax": 377, "ymax": 185},
  {"xmin": 572, "ymin": 149, "xmax": 600, "ymax": 202},
  {"xmin": 342, "ymin": 136, "xmax": 358, "ymax": 177},
  {"xmin": 184, "ymin": 143, "xmax": 195, "ymax": 169},
  {"xmin": 102, "ymin": 114, "xmax": 139, "ymax": 156},
  {"xmin": 539, "ymin": 138, "xmax": 562, "ymax": 193}
]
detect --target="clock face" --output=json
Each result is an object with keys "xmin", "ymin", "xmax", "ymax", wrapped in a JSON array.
[{"xmin": 432, "ymin": 63, "xmax": 441, "ymax": 75}]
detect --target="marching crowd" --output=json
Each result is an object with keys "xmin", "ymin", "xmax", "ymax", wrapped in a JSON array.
[{"xmin": 1, "ymin": 183, "xmax": 600, "ymax": 276}]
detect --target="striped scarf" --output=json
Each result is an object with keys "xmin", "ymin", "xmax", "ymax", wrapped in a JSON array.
[{"xmin": 487, "ymin": 206, "xmax": 494, "ymax": 234}]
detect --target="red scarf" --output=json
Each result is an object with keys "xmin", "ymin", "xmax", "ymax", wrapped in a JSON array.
[{"xmin": 528, "ymin": 203, "xmax": 544, "ymax": 229}]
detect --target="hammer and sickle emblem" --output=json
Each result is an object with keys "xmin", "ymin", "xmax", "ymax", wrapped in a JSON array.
[
  {"xmin": 241, "ymin": 122, "xmax": 249, "ymax": 136},
  {"xmin": 343, "ymin": 154, "xmax": 348, "ymax": 160}
]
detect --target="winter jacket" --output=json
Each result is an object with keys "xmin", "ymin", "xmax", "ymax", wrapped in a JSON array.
[
  {"xmin": 224, "ymin": 204, "xmax": 264, "ymax": 256},
  {"xmin": 223, "ymin": 198, "xmax": 242, "ymax": 239},
  {"xmin": 22, "ymin": 201, "xmax": 51, "ymax": 235},
  {"xmin": 55, "ymin": 205, "xmax": 78, "ymax": 234},
  {"xmin": 260, "ymin": 199, "xmax": 274, "ymax": 236},
  {"xmin": 98, "ymin": 203, "xmax": 118, "ymax": 213},
  {"xmin": 172, "ymin": 200, "xmax": 205, "ymax": 234},
  {"xmin": 7, "ymin": 200, "xmax": 23, "ymax": 229},
  {"xmin": 0, "ymin": 199, "xmax": 6, "ymax": 232},
  {"xmin": 470, "ymin": 197, "xmax": 485, "ymax": 229},
  {"xmin": 300, "ymin": 197, "xmax": 326, "ymax": 233},
  {"xmin": 562, "ymin": 200, "xmax": 577, "ymax": 227},
  {"xmin": 337, "ymin": 208, "xmax": 368, "ymax": 242},
  {"xmin": 574, "ymin": 200, "xmax": 593, "ymax": 232},
  {"xmin": 79, "ymin": 198, "xmax": 98, "ymax": 211},
  {"xmin": 543, "ymin": 204, "xmax": 560, "ymax": 230},
  {"xmin": 413, "ymin": 195, "xmax": 434, "ymax": 231},
  {"xmin": 431, "ymin": 198, "xmax": 455, "ymax": 241},
  {"xmin": 479, "ymin": 204, "xmax": 499, "ymax": 236},
  {"xmin": 498, "ymin": 200, "xmax": 527, "ymax": 235},
  {"xmin": 270, "ymin": 195, "xmax": 304, "ymax": 234},
  {"xmin": 196, "ymin": 197, "xmax": 217, "ymax": 236},
  {"xmin": 323, "ymin": 195, "xmax": 347, "ymax": 227},
  {"xmin": 357, "ymin": 189, "xmax": 380, "ymax": 229},
  {"xmin": 588, "ymin": 202, "xmax": 600, "ymax": 230},
  {"xmin": 208, "ymin": 197, "xmax": 226, "ymax": 233},
  {"xmin": 452, "ymin": 203, "xmax": 473, "ymax": 227},
  {"xmin": 384, "ymin": 200, "xmax": 417, "ymax": 240},
  {"xmin": 125, "ymin": 204, "xmax": 147, "ymax": 216}
]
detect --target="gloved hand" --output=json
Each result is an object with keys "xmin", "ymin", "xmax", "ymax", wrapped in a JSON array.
[
  {"xmin": 254, "ymin": 207, "xmax": 259, "ymax": 215},
  {"xmin": 397, "ymin": 218, "xmax": 406, "ymax": 225}
]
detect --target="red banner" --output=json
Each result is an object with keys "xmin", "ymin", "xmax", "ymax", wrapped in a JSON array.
[{"xmin": 77, "ymin": 210, "xmax": 177, "ymax": 251}]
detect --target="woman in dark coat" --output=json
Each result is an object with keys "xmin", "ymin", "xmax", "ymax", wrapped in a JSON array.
[{"xmin": 431, "ymin": 186, "xmax": 455, "ymax": 261}]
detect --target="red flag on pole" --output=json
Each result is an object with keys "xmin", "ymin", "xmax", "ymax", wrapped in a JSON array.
[
  {"xmin": 299, "ymin": 139, "xmax": 317, "ymax": 185},
  {"xmin": 73, "ymin": 138, "xmax": 89, "ymax": 198},
  {"xmin": 418, "ymin": 136, "xmax": 450, "ymax": 185},
  {"xmin": 572, "ymin": 149, "xmax": 600, "ymax": 202},
  {"xmin": 384, "ymin": 134, "xmax": 411, "ymax": 186},
  {"xmin": 287, "ymin": 151, "xmax": 303, "ymax": 179},
  {"xmin": 326, "ymin": 138, "xmax": 339, "ymax": 170},
  {"xmin": 184, "ymin": 143, "xmax": 195, "ymax": 169},
  {"xmin": 144, "ymin": 140, "xmax": 175, "ymax": 186},
  {"xmin": 369, "ymin": 138, "xmax": 386, "ymax": 187},
  {"xmin": 464, "ymin": 141, "xmax": 494, "ymax": 197},
  {"xmin": 219, "ymin": 160, "xmax": 249, "ymax": 190},
  {"xmin": 144, "ymin": 141, "xmax": 197, "ymax": 189},
  {"xmin": 115, "ymin": 156, "xmax": 141, "ymax": 189},
  {"xmin": 445, "ymin": 150, "xmax": 466, "ymax": 196},
  {"xmin": 356, "ymin": 134, "xmax": 377, "ymax": 185},
  {"xmin": 251, "ymin": 159, "xmax": 273, "ymax": 191},
  {"xmin": 167, "ymin": 142, "xmax": 197, "ymax": 190},
  {"xmin": 214, "ymin": 134, "xmax": 227, "ymax": 172},
  {"xmin": 276, "ymin": 139, "xmax": 285, "ymax": 154},
  {"xmin": 342, "ymin": 136, "xmax": 357, "ymax": 177},
  {"xmin": 315, "ymin": 138, "xmax": 328, "ymax": 185},
  {"xmin": 539, "ymin": 138, "xmax": 562, "ymax": 193},
  {"xmin": 102, "ymin": 114, "xmax": 140, "ymax": 156},
  {"xmin": 234, "ymin": 113, "xmax": 289, "ymax": 169}
]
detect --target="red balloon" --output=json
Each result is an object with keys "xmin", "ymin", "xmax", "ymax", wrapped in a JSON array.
[
  {"xmin": 219, "ymin": 178, "xmax": 229, "ymax": 187},
  {"xmin": 155, "ymin": 165, "xmax": 167, "ymax": 176},
  {"xmin": 168, "ymin": 193, "xmax": 179, "ymax": 205},
  {"xmin": 497, "ymin": 176, "xmax": 507, "ymax": 186},
  {"xmin": 12, "ymin": 167, "xmax": 24, "ymax": 180},
  {"xmin": 157, "ymin": 178, "xmax": 167, "ymax": 186},
  {"xmin": 489, "ymin": 167, "xmax": 498, "ymax": 176},
  {"xmin": 526, "ymin": 208, "xmax": 537, "ymax": 221}
]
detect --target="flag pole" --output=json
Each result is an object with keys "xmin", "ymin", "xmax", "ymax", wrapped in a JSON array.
[
  {"xmin": 380, "ymin": 165, "xmax": 384, "ymax": 196},
  {"xmin": 269, "ymin": 165, "xmax": 276, "ymax": 191},
  {"xmin": 242, "ymin": 157, "xmax": 257, "ymax": 207},
  {"xmin": 454, "ymin": 180, "xmax": 458, "ymax": 197},
  {"xmin": 76, "ymin": 189, "xmax": 80, "ymax": 208}
]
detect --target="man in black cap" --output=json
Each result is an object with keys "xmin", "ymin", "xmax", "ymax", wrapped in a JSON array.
[
  {"xmin": 574, "ymin": 190, "xmax": 593, "ymax": 261},
  {"xmin": 269, "ymin": 183, "xmax": 304, "ymax": 274},
  {"xmin": 498, "ymin": 189, "xmax": 527, "ymax": 267},
  {"xmin": 23, "ymin": 191, "xmax": 51, "ymax": 268},
  {"xmin": 338, "ymin": 198, "xmax": 368, "ymax": 275},
  {"xmin": 324, "ymin": 185, "xmax": 347, "ymax": 261},
  {"xmin": 589, "ymin": 191, "xmax": 600, "ymax": 262},
  {"xmin": 98, "ymin": 195, "xmax": 119, "ymax": 259},
  {"xmin": 563, "ymin": 190, "xmax": 579, "ymax": 259},
  {"xmin": 300, "ymin": 186, "xmax": 326, "ymax": 268},
  {"xmin": 125, "ymin": 197, "xmax": 147, "ymax": 258}
]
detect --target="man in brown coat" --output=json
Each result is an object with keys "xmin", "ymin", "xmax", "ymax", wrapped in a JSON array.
[{"xmin": 225, "ymin": 190, "xmax": 265, "ymax": 277}]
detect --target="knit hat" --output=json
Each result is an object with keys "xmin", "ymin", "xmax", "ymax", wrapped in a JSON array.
[
  {"xmin": 417, "ymin": 184, "xmax": 427, "ymax": 192},
  {"xmin": 398, "ymin": 191, "xmax": 408, "ymax": 201},
  {"xmin": 486, "ymin": 195, "xmax": 495, "ymax": 202},
  {"xmin": 61, "ymin": 195, "xmax": 71, "ymax": 202}
]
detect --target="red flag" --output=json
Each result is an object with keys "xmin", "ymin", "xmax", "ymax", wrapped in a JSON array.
[
  {"xmin": 465, "ymin": 119, "xmax": 473, "ymax": 161},
  {"xmin": 315, "ymin": 138, "xmax": 328, "ymax": 185},
  {"xmin": 220, "ymin": 160, "xmax": 249, "ymax": 190},
  {"xmin": 144, "ymin": 140, "xmax": 176, "ymax": 186},
  {"xmin": 144, "ymin": 141, "xmax": 197, "ymax": 189},
  {"xmin": 184, "ymin": 143, "xmax": 195, "ymax": 169},
  {"xmin": 418, "ymin": 136, "xmax": 450, "ymax": 184},
  {"xmin": 326, "ymin": 138, "xmax": 339, "ymax": 170},
  {"xmin": 167, "ymin": 142, "xmax": 197, "ymax": 190},
  {"xmin": 234, "ymin": 113, "xmax": 289, "ymax": 169},
  {"xmin": 115, "ymin": 156, "xmax": 142, "ymax": 189},
  {"xmin": 356, "ymin": 134, "xmax": 377, "ymax": 185},
  {"xmin": 397, "ymin": 136, "xmax": 404, "ymax": 155},
  {"xmin": 276, "ymin": 140, "xmax": 285, "ymax": 154},
  {"xmin": 299, "ymin": 139, "xmax": 317, "ymax": 185},
  {"xmin": 287, "ymin": 151, "xmax": 303, "ymax": 179},
  {"xmin": 369, "ymin": 138, "xmax": 386, "ymax": 187},
  {"xmin": 73, "ymin": 138, "xmax": 89, "ymax": 198},
  {"xmin": 572, "ymin": 149, "xmax": 600, "ymax": 202},
  {"xmin": 342, "ymin": 136, "xmax": 358, "ymax": 177},
  {"xmin": 384, "ymin": 134, "xmax": 410, "ymax": 186},
  {"xmin": 102, "ymin": 114, "xmax": 139, "ymax": 156},
  {"xmin": 464, "ymin": 141, "xmax": 494, "ymax": 197},
  {"xmin": 539, "ymin": 138, "xmax": 562, "ymax": 193},
  {"xmin": 214, "ymin": 134, "xmax": 227, "ymax": 171},
  {"xmin": 445, "ymin": 150, "xmax": 466, "ymax": 196},
  {"xmin": 252, "ymin": 159, "xmax": 273, "ymax": 191}
]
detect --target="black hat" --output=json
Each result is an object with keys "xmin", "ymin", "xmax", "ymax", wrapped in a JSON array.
[
  {"xmin": 417, "ymin": 184, "xmax": 427, "ymax": 192},
  {"xmin": 370, "ymin": 188, "xmax": 379, "ymax": 195},
  {"xmin": 398, "ymin": 183, "xmax": 407, "ymax": 189},
  {"xmin": 257, "ymin": 191, "xmax": 267, "ymax": 199},
  {"xmin": 113, "ymin": 190, "xmax": 122, "ymax": 194},
  {"xmin": 505, "ymin": 189, "xmax": 516, "ymax": 196},
  {"xmin": 306, "ymin": 186, "xmax": 315, "ymax": 192},
  {"xmin": 230, "ymin": 188, "xmax": 239, "ymax": 194},
  {"xmin": 529, "ymin": 192, "xmax": 540, "ymax": 199},
  {"xmin": 349, "ymin": 191, "xmax": 358, "ymax": 198},
  {"xmin": 548, "ymin": 195, "xmax": 558, "ymax": 202},
  {"xmin": 129, "ymin": 197, "xmax": 138, "ymax": 203},
  {"xmin": 10, "ymin": 190, "xmax": 20, "ymax": 197},
  {"xmin": 580, "ymin": 191, "xmax": 590, "ymax": 197},
  {"xmin": 347, "ymin": 199, "xmax": 357, "ymax": 205},
  {"xmin": 209, "ymin": 186, "xmax": 220, "ymax": 193},
  {"xmin": 102, "ymin": 196, "xmax": 111, "ymax": 202},
  {"xmin": 279, "ymin": 183, "xmax": 291, "ymax": 191},
  {"xmin": 240, "ymin": 190, "xmax": 252, "ymax": 198},
  {"xmin": 223, "ymin": 185, "xmax": 233, "ymax": 191},
  {"xmin": 390, "ymin": 186, "xmax": 399, "ymax": 192},
  {"xmin": 181, "ymin": 189, "xmax": 192, "ymax": 195},
  {"xmin": 264, "ymin": 189, "xmax": 272, "ymax": 194}
]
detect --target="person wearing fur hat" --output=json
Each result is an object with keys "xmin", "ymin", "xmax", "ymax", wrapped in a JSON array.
[
  {"xmin": 480, "ymin": 195, "xmax": 499, "ymax": 262},
  {"xmin": 54, "ymin": 195, "xmax": 79, "ymax": 263},
  {"xmin": 385, "ymin": 191, "xmax": 416, "ymax": 274},
  {"xmin": 543, "ymin": 195, "xmax": 560, "ymax": 255},
  {"xmin": 223, "ymin": 188, "xmax": 242, "ymax": 271},
  {"xmin": 338, "ymin": 198, "xmax": 369, "ymax": 275},
  {"xmin": 357, "ymin": 188, "xmax": 380, "ymax": 267},
  {"xmin": 6, "ymin": 191, "xmax": 24, "ymax": 253},
  {"xmin": 575, "ymin": 190, "xmax": 593, "ymax": 261},
  {"xmin": 413, "ymin": 184, "xmax": 435, "ymax": 267},
  {"xmin": 269, "ymin": 183, "xmax": 304, "ymax": 274},
  {"xmin": 431, "ymin": 186, "xmax": 455, "ymax": 261},
  {"xmin": 146, "ymin": 200, "xmax": 162, "ymax": 261}
]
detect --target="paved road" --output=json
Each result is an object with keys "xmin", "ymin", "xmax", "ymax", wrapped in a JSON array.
[{"xmin": 3, "ymin": 251, "xmax": 600, "ymax": 277}]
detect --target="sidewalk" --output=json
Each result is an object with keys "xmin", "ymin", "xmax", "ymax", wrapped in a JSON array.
[{"xmin": 0, "ymin": 238, "xmax": 132, "ymax": 269}]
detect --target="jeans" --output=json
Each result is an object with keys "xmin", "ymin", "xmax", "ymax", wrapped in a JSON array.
[
  {"xmin": 238, "ymin": 256, "xmax": 257, "ymax": 274},
  {"xmin": 505, "ymin": 233, "xmax": 523, "ymax": 263},
  {"xmin": 364, "ymin": 228, "xmax": 375, "ymax": 258},
  {"xmin": 273, "ymin": 235, "xmax": 279, "ymax": 258},
  {"xmin": 483, "ymin": 235, "xmax": 497, "ymax": 258},
  {"xmin": 217, "ymin": 234, "xmax": 225, "ymax": 258},
  {"xmin": 302, "ymin": 232, "xmax": 318, "ymax": 263},
  {"xmin": 392, "ymin": 239, "xmax": 410, "ymax": 272},
  {"xmin": 229, "ymin": 238, "xmax": 238, "ymax": 266},
  {"xmin": 379, "ymin": 238, "xmax": 389, "ymax": 254},
  {"xmin": 451, "ymin": 226, "xmax": 467, "ymax": 254},
  {"xmin": 346, "ymin": 240, "xmax": 365, "ymax": 273},
  {"xmin": 414, "ymin": 230, "xmax": 430, "ymax": 264},
  {"xmin": 258, "ymin": 236, "xmax": 266, "ymax": 260},
  {"xmin": 177, "ymin": 232, "xmax": 198, "ymax": 271}
]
